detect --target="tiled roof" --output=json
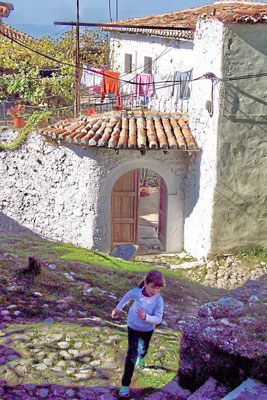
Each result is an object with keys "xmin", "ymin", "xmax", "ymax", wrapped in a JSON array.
[
  {"xmin": 0, "ymin": 23, "xmax": 40, "ymax": 43},
  {"xmin": 0, "ymin": 5, "xmax": 8, "ymax": 17},
  {"xmin": 222, "ymin": 10, "xmax": 267, "ymax": 22},
  {"xmin": 103, "ymin": 1, "xmax": 267, "ymax": 38},
  {"xmin": 40, "ymin": 112, "xmax": 199, "ymax": 151},
  {"xmin": 0, "ymin": 2, "xmax": 13, "ymax": 18}
]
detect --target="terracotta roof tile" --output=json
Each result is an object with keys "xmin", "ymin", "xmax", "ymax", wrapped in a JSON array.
[
  {"xmin": 0, "ymin": 2, "xmax": 13, "ymax": 18},
  {"xmin": 40, "ymin": 112, "xmax": 199, "ymax": 151},
  {"xmin": 0, "ymin": 5, "xmax": 9, "ymax": 17},
  {"xmin": 0, "ymin": 23, "xmax": 40, "ymax": 43},
  {"xmin": 103, "ymin": 1, "xmax": 267, "ymax": 38}
]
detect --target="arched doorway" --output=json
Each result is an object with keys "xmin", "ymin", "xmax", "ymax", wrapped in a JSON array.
[
  {"xmin": 138, "ymin": 169, "xmax": 166, "ymax": 254},
  {"xmin": 111, "ymin": 169, "xmax": 167, "ymax": 254}
]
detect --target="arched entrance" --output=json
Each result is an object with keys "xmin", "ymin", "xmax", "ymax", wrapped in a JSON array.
[{"xmin": 111, "ymin": 169, "xmax": 167, "ymax": 254}]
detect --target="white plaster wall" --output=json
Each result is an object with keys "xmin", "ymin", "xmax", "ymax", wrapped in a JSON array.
[
  {"xmin": 110, "ymin": 32, "xmax": 194, "ymax": 112},
  {"xmin": 0, "ymin": 133, "xmax": 188, "ymax": 254},
  {"xmin": 110, "ymin": 33, "xmax": 194, "ymax": 73},
  {"xmin": 184, "ymin": 18, "xmax": 225, "ymax": 259}
]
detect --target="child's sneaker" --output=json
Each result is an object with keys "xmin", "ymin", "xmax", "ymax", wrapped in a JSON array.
[
  {"xmin": 135, "ymin": 357, "xmax": 145, "ymax": 369},
  {"xmin": 119, "ymin": 386, "xmax": 129, "ymax": 397}
]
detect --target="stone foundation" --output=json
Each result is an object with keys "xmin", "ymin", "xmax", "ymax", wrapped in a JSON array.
[{"xmin": 178, "ymin": 275, "xmax": 267, "ymax": 392}]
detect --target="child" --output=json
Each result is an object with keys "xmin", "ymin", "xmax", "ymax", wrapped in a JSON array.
[{"xmin": 111, "ymin": 269, "xmax": 165, "ymax": 398}]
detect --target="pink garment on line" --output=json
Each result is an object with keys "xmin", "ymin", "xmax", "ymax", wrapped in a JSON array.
[{"xmin": 135, "ymin": 74, "xmax": 154, "ymax": 98}]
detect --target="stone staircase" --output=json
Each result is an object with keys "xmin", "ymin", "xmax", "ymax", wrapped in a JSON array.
[{"xmin": 152, "ymin": 376, "xmax": 267, "ymax": 400}]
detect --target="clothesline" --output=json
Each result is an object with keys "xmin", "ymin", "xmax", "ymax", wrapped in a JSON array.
[
  {"xmin": 81, "ymin": 65, "xmax": 192, "ymax": 106},
  {"xmin": 81, "ymin": 65, "xmax": 193, "ymax": 85}
]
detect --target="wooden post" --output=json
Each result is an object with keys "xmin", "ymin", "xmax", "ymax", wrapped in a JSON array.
[
  {"xmin": 116, "ymin": 0, "xmax": 118, "ymax": 20},
  {"xmin": 75, "ymin": 0, "xmax": 81, "ymax": 117}
]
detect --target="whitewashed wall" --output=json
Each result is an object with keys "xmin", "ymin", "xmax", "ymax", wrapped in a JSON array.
[
  {"xmin": 110, "ymin": 33, "xmax": 194, "ymax": 73},
  {"xmin": 184, "ymin": 18, "xmax": 225, "ymax": 259},
  {"xmin": 110, "ymin": 32, "xmax": 194, "ymax": 112},
  {"xmin": 0, "ymin": 133, "xmax": 188, "ymax": 254}
]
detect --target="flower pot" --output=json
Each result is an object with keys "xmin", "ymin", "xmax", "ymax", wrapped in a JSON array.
[
  {"xmin": 87, "ymin": 108, "xmax": 95, "ymax": 115},
  {"xmin": 13, "ymin": 117, "xmax": 25, "ymax": 128}
]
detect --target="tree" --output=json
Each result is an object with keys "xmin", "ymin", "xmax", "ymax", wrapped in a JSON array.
[{"xmin": 0, "ymin": 28, "xmax": 108, "ymax": 116}]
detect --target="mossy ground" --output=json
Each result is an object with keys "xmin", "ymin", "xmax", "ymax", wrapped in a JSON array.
[{"xmin": 0, "ymin": 231, "xmax": 229, "ymax": 390}]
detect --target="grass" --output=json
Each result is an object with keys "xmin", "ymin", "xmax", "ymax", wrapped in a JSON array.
[
  {"xmin": 0, "ymin": 232, "xmax": 223, "ymax": 318},
  {"xmin": 0, "ymin": 231, "xmax": 228, "ymax": 392},
  {"xmin": 237, "ymin": 246, "xmax": 267, "ymax": 266}
]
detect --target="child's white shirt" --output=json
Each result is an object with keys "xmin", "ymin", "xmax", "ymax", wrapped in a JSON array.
[{"xmin": 116, "ymin": 288, "xmax": 164, "ymax": 332}]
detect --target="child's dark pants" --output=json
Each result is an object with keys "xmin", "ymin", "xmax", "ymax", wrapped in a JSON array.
[{"xmin": 122, "ymin": 326, "xmax": 154, "ymax": 386}]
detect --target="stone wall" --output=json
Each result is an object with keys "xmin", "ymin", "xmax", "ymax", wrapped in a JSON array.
[
  {"xmin": 178, "ymin": 274, "xmax": 267, "ymax": 392},
  {"xmin": 0, "ymin": 132, "xmax": 188, "ymax": 253},
  {"xmin": 184, "ymin": 18, "xmax": 224, "ymax": 259},
  {"xmin": 210, "ymin": 23, "xmax": 267, "ymax": 255}
]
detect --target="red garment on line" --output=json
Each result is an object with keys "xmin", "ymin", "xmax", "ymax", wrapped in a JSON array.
[{"xmin": 101, "ymin": 71, "xmax": 120, "ymax": 106}]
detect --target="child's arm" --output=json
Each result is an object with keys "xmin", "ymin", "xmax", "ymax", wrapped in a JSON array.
[
  {"xmin": 111, "ymin": 289, "xmax": 134, "ymax": 319},
  {"xmin": 143, "ymin": 298, "xmax": 164, "ymax": 325}
]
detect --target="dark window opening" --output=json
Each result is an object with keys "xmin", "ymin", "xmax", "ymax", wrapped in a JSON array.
[
  {"xmin": 144, "ymin": 56, "xmax": 152, "ymax": 74},
  {"xmin": 125, "ymin": 53, "xmax": 133, "ymax": 73}
]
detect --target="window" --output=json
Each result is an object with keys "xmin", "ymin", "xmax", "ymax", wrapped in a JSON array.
[
  {"xmin": 144, "ymin": 56, "xmax": 152, "ymax": 74},
  {"xmin": 124, "ymin": 53, "xmax": 133, "ymax": 73}
]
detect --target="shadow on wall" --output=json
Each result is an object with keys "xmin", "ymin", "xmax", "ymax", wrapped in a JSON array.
[
  {"xmin": 222, "ymin": 82, "xmax": 267, "ymax": 152},
  {"xmin": 229, "ymin": 25, "xmax": 267, "ymax": 57},
  {"xmin": 0, "ymin": 212, "xmax": 43, "ymax": 239},
  {"xmin": 184, "ymin": 152, "xmax": 202, "ymax": 219}
]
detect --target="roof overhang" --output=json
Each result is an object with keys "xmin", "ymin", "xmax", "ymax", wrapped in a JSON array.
[
  {"xmin": 0, "ymin": 2, "xmax": 13, "ymax": 18},
  {"xmin": 106, "ymin": 26, "xmax": 194, "ymax": 40},
  {"xmin": 40, "ymin": 111, "xmax": 199, "ymax": 153}
]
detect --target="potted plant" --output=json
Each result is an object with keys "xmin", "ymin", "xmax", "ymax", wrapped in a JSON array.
[{"xmin": 7, "ymin": 104, "xmax": 25, "ymax": 128}]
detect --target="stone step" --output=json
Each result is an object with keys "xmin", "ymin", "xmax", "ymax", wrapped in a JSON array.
[
  {"xmin": 188, "ymin": 377, "xmax": 229, "ymax": 399},
  {"xmin": 220, "ymin": 378, "xmax": 267, "ymax": 400}
]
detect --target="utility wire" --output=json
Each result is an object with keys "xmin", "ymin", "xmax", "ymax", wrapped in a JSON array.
[
  {"xmin": 0, "ymin": 29, "xmax": 210, "ymax": 86},
  {"xmin": 1, "ymin": 29, "xmax": 266, "ymax": 88}
]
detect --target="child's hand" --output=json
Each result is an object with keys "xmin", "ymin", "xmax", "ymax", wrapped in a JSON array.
[
  {"xmin": 136, "ymin": 308, "xmax": 146, "ymax": 320},
  {"xmin": 111, "ymin": 308, "xmax": 119, "ymax": 319}
]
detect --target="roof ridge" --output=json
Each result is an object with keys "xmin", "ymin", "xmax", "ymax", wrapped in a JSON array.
[{"xmin": 115, "ymin": 0, "xmax": 267, "ymax": 23}]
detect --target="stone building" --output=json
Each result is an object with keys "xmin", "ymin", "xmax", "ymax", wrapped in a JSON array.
[{"xmin": 1, "ymin": 1, "xmax": 267, "ymax": 259}]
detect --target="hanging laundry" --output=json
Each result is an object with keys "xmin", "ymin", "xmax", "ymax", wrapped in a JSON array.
[
  {"xmin": 154, "ymin": 72, "xmax": 175, "ymax": 101},
  {"xmin": 89, "ymin": 67, "xmax": 103, "ymax": 95},
  {"xmin": 119, "ymin": 72, "xmax": 137, "ymax": 108},
  {"xmin": 101, "ymin": 70, "xmax": 120, "ymax": 106},
  {"xmin": 80, "ymin": 65, "xmax": 103, "ymax": 95},
  {"xmin": 135, "ymin": 74, "xmax": 154, "ymax": 99},
  {"xmin": 120, "ymin": 72, "xmax": 136, "ymax": 95},
  {"xmin": 173, "ymin": 70, "xmax": 192, "ymax": 102},
  {"xmin": 140, "ymin": 96, "xmax": 150, "ymax": 106}
]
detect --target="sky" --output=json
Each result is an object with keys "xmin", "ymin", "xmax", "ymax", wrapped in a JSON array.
[{"xmin": 7, "ymin": 0, "xmax": 215, "ymax": 26}]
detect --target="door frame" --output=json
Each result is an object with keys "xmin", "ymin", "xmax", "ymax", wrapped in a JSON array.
[{"xmin": 99, "ymin": 160, "xmax": 184, "ymax": 254}]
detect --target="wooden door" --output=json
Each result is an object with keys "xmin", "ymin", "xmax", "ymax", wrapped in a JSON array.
[
  {"xmin": 111, "ymin": 169, "xmax": 140, "ymax": 249},
  {"xmin": 158, "ymin": 178, "xmax": 167, "ymax": 245}
]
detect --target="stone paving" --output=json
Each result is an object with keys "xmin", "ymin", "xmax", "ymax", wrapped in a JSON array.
[{"xmin": 0, "ymin": 313, "xmax": 181, "ymax": 399}]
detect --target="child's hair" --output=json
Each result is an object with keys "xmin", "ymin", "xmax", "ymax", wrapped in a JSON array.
[{"xmin": 138, "ymin": 269, "xmax": 166, "ymax": 288}]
